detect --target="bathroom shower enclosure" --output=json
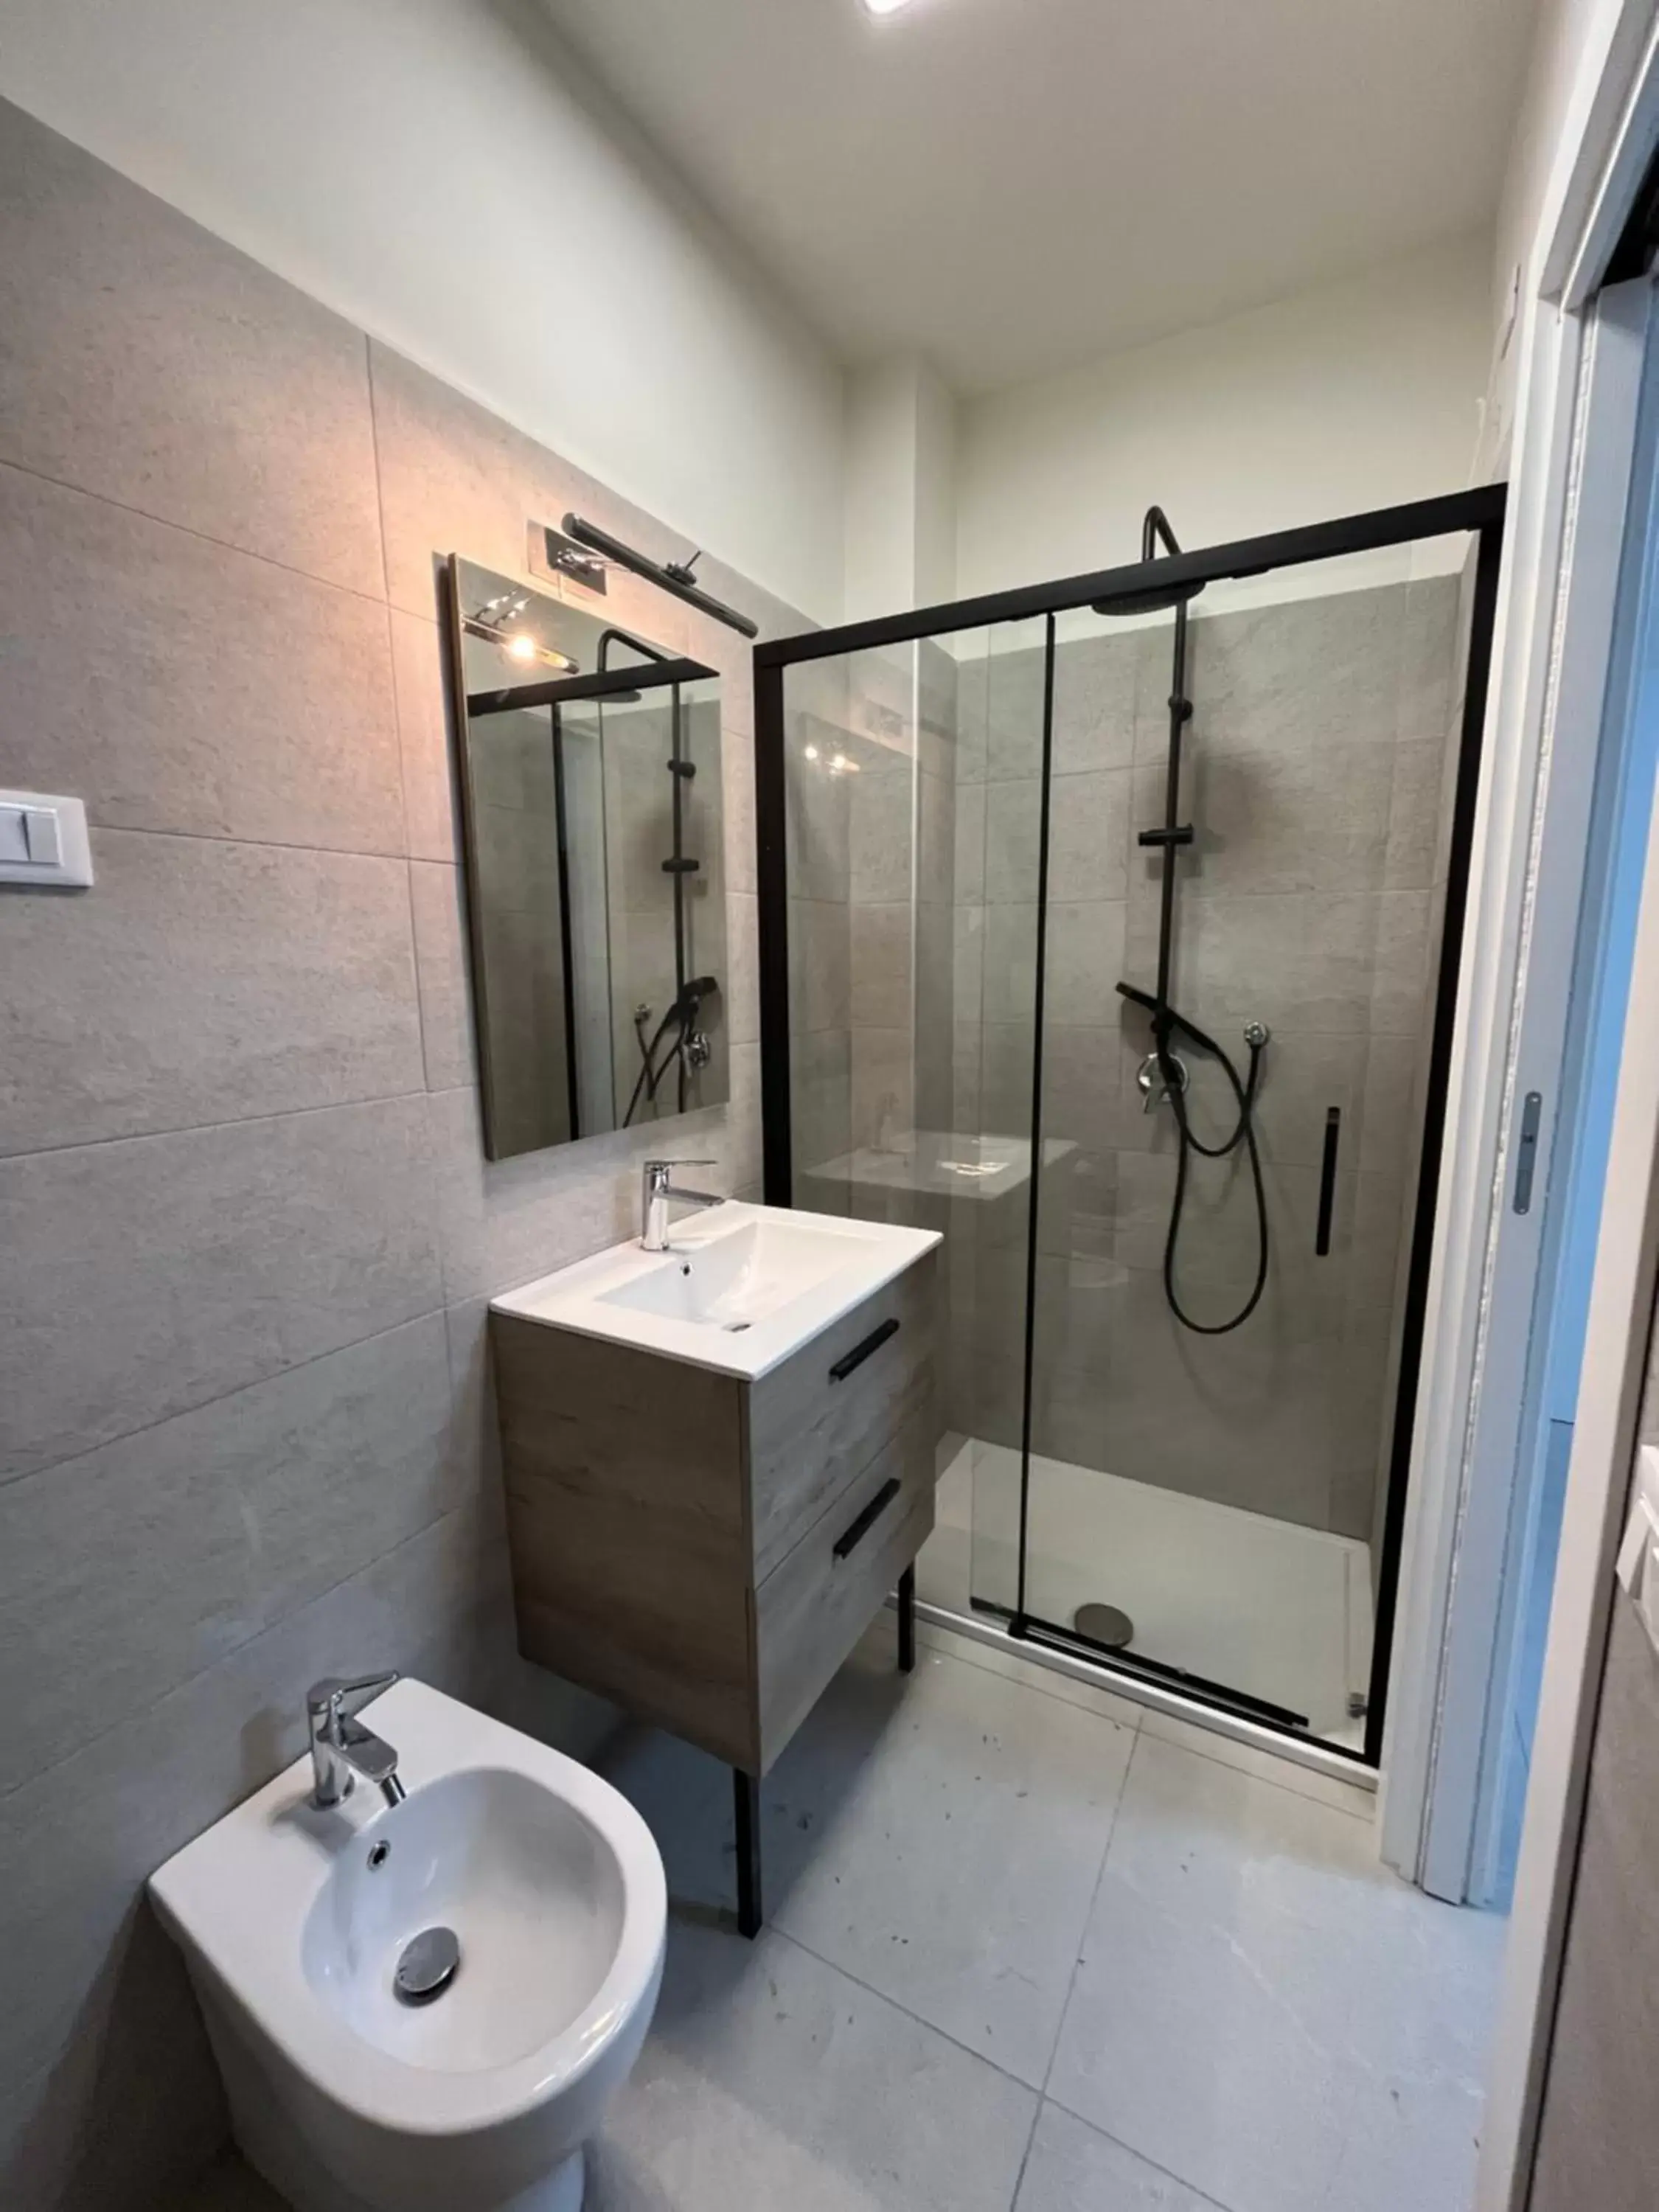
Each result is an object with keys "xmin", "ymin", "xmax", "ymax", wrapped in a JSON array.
[{"xmin": 755, "ymin": 487, "xmax": 1504, "ymax": 1767}]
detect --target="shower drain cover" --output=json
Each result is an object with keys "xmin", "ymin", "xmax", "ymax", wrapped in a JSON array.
[
  {"xmin": 394, "ymin": 1926, "xmax": 461, "ymax": 2004},
  {"xmin": 1074, "ymin": 1603, "xmax": 1135, "ymax": 1650}
]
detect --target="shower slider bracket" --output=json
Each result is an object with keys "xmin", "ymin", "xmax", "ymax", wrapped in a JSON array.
[{"xmin": 1136, "ymin": 824, "xmax": 1194, "ymax": 848}]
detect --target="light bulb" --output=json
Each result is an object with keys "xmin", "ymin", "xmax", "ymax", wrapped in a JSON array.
[{"xmin": 507, "ymin": 633, "xmax": 538, "ymax": 664}]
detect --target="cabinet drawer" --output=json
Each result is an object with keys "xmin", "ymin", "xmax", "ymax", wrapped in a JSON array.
[
  {"xmin": 753, "ymin": 1402, "xmax": 935, "ymax": 1770},
  {"xmin": 745, "ymin": 1250, "xmax": 937, "ymax": 1579}
]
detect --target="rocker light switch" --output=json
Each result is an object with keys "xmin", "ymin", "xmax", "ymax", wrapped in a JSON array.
[
  {"xmin": 24, "ymin": 807, "xmax": 62, "ymax": 865},
  {"xmin": 0, "ymin": 790, "xmax": 94, "ymax": 888}
]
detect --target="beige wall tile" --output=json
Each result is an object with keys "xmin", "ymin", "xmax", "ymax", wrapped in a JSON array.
[
  {"xmin": 391, "ymin": 608, "xmax": 462, "ymax": 863},
  {"xmin": 0, "ymin": 1498, "xmax": 505, "ymax": 2104},
  {"xmin": 409, "ymin": 858, "xmax": 477, "ymax": 1093},
  {"xmin": 0, "ymin": 831, "xmax": 423, "ymax": 1155},
  {"xmin": 0, "ymin": 1097, "xmax": 441, "ymax": 1483},
  {"xmin": 0, "ymin": 106, "xmax": 792, "ymax": 2212},
  {"xmin": 0, "ymin": 1314, "xmax": 467, "ymax": 1794},
  {"xmin": 0, "ymin": 463, "xmax": 403, "ymax": 852},
  {"xmin": 0, "ymin": 104, "xmax": 383, "ymax": 596}
]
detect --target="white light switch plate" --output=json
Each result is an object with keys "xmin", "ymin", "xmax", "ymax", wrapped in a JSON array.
[{"xmin": 0, "ymin": 790, "xmax": 94, "ymax": 887}]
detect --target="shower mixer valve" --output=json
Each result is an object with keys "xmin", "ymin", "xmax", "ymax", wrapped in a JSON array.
[{"xmin": 1136, "ymin": 1051, "xmax": 1189, "ymax": 1111}]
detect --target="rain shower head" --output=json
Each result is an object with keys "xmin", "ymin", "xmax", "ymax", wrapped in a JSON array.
[
  {"xmin": 1091, "ymin": 501, "xmax": 1205, "ymax": 617},
  {"xmin": 1091, "ymin": 578, "xmax": 1206, "ymax": 618}
]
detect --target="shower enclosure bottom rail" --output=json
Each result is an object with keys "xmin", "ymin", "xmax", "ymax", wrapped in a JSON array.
[
  {"xmin": 1011, "ymin": 1613, "xmax": 1310, "ymax": 1733},
  {"xmin": 901, "ymin": 1593, "xmax": 1378, "ymax": 1793}
]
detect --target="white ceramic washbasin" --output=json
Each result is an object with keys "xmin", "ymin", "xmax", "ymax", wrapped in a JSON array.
[
  {"xmin": 491, "ymin": 1199, "xmax": 939, "ymax": 1380},
  {"xmin": 149, "ymin": 1680, "xmax": 666, "ymax": 2212}
]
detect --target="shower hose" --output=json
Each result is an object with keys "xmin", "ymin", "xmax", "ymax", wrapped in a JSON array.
[{"xmin": 1155, "ymin": 1009, "xmax": 1270, "ymax": 1335}]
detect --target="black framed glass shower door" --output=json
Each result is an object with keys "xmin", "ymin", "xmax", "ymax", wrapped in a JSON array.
[{"xmin": 755, "ymin": 487, "xmax": 1504, "ymax": 1764}]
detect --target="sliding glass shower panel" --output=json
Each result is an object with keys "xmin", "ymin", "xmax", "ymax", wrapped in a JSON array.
[
  {"xmin": 1018, "ymin": 539, "xmax": 1480, "ymax": 1746},
  {"xmin": 779, "ymin": 619, "xmax": 1048, "ymax": 1618}
]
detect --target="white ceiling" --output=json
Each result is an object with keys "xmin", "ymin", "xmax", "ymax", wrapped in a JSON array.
[{"xmin": 539, "ymin": 0, "xmax": 1537, "ymax": 394}]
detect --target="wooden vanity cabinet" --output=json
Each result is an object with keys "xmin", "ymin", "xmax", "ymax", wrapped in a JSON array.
[{"xmin": 491, "ymin": 1246, "xmax": 939, "ymax": 1786}]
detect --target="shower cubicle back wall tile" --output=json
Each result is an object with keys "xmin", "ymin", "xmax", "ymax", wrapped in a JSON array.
[{"xmin": 948, "ymin": 573, "xmax": 1464, "ymax": 1548}]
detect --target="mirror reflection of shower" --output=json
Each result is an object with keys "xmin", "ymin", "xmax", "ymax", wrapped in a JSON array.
[{"xmin": 445, "ymin": 556, "xmax": 729, "ymax": 1160}]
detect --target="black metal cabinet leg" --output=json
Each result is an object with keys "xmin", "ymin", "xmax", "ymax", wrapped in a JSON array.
[
  {"xmin": 733, "ymin": 1767, "xmax": 762, "ymax": 1938},
  {"xmin": 898, "ymin": 1563, "xmax": 917, "ymax": 1674}
]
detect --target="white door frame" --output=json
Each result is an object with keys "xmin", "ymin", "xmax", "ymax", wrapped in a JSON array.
[
  {"xmin": 1475, "ymin": 625, "xmax": 1659, "ymax": 2209},
  {"xmin": 1380, "ymin": 0, "xmax": 1659, "ymax": 1895},
  {"xmin": 1354, "ymin": 0, "xmax": 1659, "ymax": 2201},
  {"xmin": 1428, "ymin": 279, "xmax": 1652, "ymax": 1907}
]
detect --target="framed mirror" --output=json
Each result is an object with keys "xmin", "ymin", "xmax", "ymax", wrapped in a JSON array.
[{"xmin": 444, "ymin": 556, "xmax": 728, "ymax": 1161}]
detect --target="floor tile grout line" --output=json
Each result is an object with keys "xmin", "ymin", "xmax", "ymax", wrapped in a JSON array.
[
  {"xmin": 767, "ymin": 1925, "xmax": 1047, "ymax": 2100},
  {"xmin": 1006, "ymin": 2098, "xmax": 1046, "ymax": 2212},
  {"xmin": 1025, "ymin": 1728, "xmax": 1242, "ymax": 2211},
  {"xmin": 0, "ymin": 448, "xmax": 392, "ymax": 612},
  {"xmin": 1038, "ymin": 2087, "xmax": 1239, "ymax": 2212},
  {"xmin": 1136, "ymin": 1716, "xmax": 1377, "ymax": 1822},
  {"xmin": 1030, "ymin": 1708, "xmax": 1141, "ymax": 2110},
  {"xmin": 911, "ymin": 1620, "xmax": 1147, "ymax": 1735}
]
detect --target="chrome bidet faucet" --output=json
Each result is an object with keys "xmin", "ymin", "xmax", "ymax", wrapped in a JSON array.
[
  {"xmin": 306, "ymin": 1671, "xmax": 406, "ymax": 1809},
  {"xmin": 640, "ymin": 1158, "xmax": 724, "ymax": 1251}
]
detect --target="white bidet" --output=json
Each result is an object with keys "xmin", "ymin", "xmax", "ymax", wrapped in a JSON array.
[{"xmin": 149, "ymin": 1678, "xmax": 666, "ymax": 2211}]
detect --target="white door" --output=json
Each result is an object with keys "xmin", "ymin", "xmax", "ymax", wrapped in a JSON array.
[{"xmin": 1416, "ymin": 276, "xmax": 1659, "ymax": 1904}]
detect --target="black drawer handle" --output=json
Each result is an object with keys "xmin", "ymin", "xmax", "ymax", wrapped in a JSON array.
[
  {"xmin": 1315, "ymin": 1107, "xmax": 1340, "ymax": 1257},
  {"xmin": 832, "ymin": 1478, "xmax": 902, "ymax": 1561},
  {"xmin": 828, "ymin": 1316, "xmax": 899, "ymax": 1382}
]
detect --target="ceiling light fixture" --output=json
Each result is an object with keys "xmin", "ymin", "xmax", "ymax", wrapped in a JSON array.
[{"xmin": 862, "ymin": 0, "xmax": 919, "ymax": 15}]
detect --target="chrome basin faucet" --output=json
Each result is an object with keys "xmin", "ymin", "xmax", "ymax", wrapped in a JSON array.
[
  {"xmin": 307, "ymin": 1672, "xmax": 406, "ymax": 1809},
  {"xmin": 641, "ymin": 1158, "xmax": 724, "ymax": 1251}
]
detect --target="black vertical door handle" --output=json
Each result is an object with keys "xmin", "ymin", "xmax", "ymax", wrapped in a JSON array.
[{"xmin": 1315, "ymin": 1107, "xmax": 1340, "ymax": 1257}]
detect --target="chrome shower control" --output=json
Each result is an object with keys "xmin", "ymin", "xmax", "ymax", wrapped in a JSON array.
[{"xmin": 1136, "ymin": 1050, "xmax": 1189, "ymax": 1111}]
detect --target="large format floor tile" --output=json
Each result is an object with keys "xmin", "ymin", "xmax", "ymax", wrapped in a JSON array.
[
  {"xmin": 1047, "ymin": 1734, "xmax": 1503, "ymax": 2212},
  {"xmin": 607, "ymin": 1624, "xmax": 1134, "ymax": 2088},
  {"xmin": 1015, "ymin": 2103, "xmax": 1225, "ymax": 2211},
  {"xmin": 767, "ymin": 1631, "xmax": 1133, "ymax": 2084},
  {"xmin": 588, "ymin": 1921, "xmax": 1037, "ymax": 2212}
]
